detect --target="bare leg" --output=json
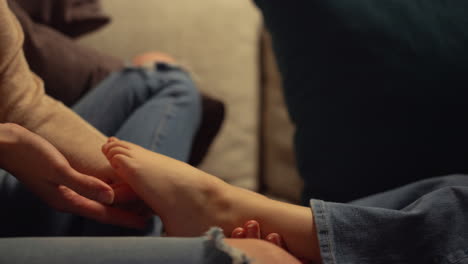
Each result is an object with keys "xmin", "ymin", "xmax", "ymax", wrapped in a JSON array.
[{"xmin": 102, "ymin": 138, "xmax": 321, "ymax": 262}]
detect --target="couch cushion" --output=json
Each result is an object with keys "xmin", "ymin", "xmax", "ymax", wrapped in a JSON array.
[
  {"xmin": 260, "ymin": 30, "xmax": 303, "ymax": 203},
  {"xmin": 80, "ymin": 0, "xmax": 262, "ymax": 190},
  {"xmin": 255, "ymin": 0, "xmax": 468, "ymax": 202}
]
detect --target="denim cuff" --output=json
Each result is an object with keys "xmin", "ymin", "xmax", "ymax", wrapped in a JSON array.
[
  {"xmin": 204, "ymin": 227, "xmax": 251, "ymax": 264},
  {"xmin": 310, "ymin": 199, "xmax": 337, "ymax": 264}
]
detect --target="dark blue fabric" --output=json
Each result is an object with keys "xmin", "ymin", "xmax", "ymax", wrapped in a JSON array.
[{"xmin": 254, "ymin": 0, "xmax": 468, "ymax": 203}]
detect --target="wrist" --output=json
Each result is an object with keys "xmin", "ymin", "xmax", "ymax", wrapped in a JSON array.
[{"xmin": 0, "ymin": 123, "xmax": 24, "ymax": 161}]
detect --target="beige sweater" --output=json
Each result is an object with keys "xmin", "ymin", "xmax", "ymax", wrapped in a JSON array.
[{"xmin": 0, "ymin": 1, "xmax": 116, "ymax": 182}]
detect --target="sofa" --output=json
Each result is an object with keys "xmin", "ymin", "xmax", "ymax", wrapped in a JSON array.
[{"xmin": 77, "ymin": 0, "xmax": 303, "ymax": 203}]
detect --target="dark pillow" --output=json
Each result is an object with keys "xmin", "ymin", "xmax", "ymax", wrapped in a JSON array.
[
  {"xmin": 255, "ymin": 0, "xmax": 468, "ymax": 203},
  {"xmin": 8, "ymin": 0, "xmax": 123, "ymax": 106},
  {"xmin": 14, "ymin": 0, "xmax": 110, "ymax": 37}
]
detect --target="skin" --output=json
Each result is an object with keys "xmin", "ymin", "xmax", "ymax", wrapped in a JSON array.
[
  {"xmin": 1, "ymin": 37, "xmax": 179, "ymax": 227},
  {"xmin": 0, "ymin": 123, "xmax": 148, "ymax": 228},
  {"xmin": 102, "ymin": 137, "xmax": 322, "ymax": 263},
  {"xmin": 232, "ymin": 220, "xmax": 312, "ymax": 264},
  {"xmin": 0, "ymin": 123, "xmax": 302, "ymax": 263}
]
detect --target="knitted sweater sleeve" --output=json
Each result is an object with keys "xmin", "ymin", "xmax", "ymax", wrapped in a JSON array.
[{"xmin": 0, "ymin": 1, "xmax": 116, "ymax": 182}]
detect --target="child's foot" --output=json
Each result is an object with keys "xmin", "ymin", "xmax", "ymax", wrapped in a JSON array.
[
  {"xmin": 132, "ymin": 52, "xmax": 176, "ymax": 67},
  {"xmin": 102, "ymin": 137, "xmax": 235, "ymax": 236}
]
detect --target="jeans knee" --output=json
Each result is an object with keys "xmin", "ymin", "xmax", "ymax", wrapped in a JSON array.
[{"xmin": 160, "ymin": 66, "xmax": 202, "ymax": 115}]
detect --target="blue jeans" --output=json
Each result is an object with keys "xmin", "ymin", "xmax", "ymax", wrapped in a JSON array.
[
  {"xmin": 311, "ymin": 174, "xmax": 468, "ymax": 264},
  {"xmin": 0, "ymin": 64, "xmax": 244, "ymax": 263}
]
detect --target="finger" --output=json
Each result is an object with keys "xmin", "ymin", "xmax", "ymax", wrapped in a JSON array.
[
  {"xmin": 266, "ymin": 233, "xmax": 287, "ymax": 249},
  {"xmin": 59, "ymin": 168, "xmax": 115, "ymax": 204},
  {"xmin": 244, "ymin": 220, "xmax": 260, "ymax": 238},
  {"xmin": 111, "ymin": 182, "xmax": 141, "ymax": 204},
  {"xmin": 57, "ymin": 185, "xmax": 149, "ymax": 229},
  {"xmin": 231, "ymin": 227, "xmax": 246, "ymax": 238}
]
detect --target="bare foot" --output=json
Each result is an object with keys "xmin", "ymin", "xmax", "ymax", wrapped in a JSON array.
[
  {"xmin": 102, "ymin": 137, "xmax": 233, "ymax": 236},
  {"xmin": 101, "ymin": 138, "xmax": 319, "ymax": 262},
  {"xmin": 132, "ymin": 52, "xmax": 176, "ymax": 66}
]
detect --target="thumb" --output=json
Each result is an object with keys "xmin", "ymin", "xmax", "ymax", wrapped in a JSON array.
[{"xmin": 60, "ymin": 168, "xmax": 115, "ymax": 204}]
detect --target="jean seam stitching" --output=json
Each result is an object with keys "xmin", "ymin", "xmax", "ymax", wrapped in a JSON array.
[
  {"xmin": 150, "ymin": 98, "xmax": 175, "ymax": 151},
  {"xmin": 323, "ymin": 201, "xmax": 337, "ymax": 264}
]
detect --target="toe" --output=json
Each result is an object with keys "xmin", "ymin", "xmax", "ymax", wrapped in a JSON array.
[
  {"xmin": 244, "ymin": 220, "xmax": 260, "ymax": 238},
  {"xmin": 231, "ymin": 227, "xmax": 246, "ymax": 238},
  {"xmin": 106, "ymin": 146, "xmax": 132, "ymax": 162},
  {"xmin": 102, "ymin": 141, "xmax": 130, "ymax": 155},
  {"xmin": 266, "ymin": 233, "xmax": 287, "ymax": 249}
]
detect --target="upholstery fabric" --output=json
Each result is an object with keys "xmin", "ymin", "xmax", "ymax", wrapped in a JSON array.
[
  {"xmin": 80, "ymin": 0, "xmax": 262, "ymax": 189},
  {"xmin": 14, "ymin": 0, "xmax": 111, "ymax": 37},
  {"xmin": 260, "ymin": 31, "xmax": 302, "ymax": 203},
  {"xmin": 255, "ymin": 0, "xmax": 468, "ymax": 202}
]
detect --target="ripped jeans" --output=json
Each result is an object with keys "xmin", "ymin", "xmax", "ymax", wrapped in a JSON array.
[{"xmin": 0, "ymin": 64, "xmax": 248, "ymax": 264}]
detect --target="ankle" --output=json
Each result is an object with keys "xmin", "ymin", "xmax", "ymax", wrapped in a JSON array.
[
  {"xmin": 200, "ymin": 177, "xmax": 239, "ymax": 231},
  {"xmin": 0, "ymin": 123, "xmax": 26, "ymax": 167}
]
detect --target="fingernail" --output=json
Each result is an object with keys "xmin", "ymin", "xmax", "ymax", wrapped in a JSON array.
[{"xmin": 98, "ymin": 190, "xmax": 114, "ymax": 204}]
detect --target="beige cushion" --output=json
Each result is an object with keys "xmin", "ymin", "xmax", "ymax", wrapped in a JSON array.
[
  {"xmin": 260, "ymin": 30, "xmax": 303, "ymax": 203},
  {"xmin": 79, "ymin": 0, "xmax": 262, "ymax": 190}
]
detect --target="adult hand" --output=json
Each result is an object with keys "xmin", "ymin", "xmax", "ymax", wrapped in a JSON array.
[{"xmin": 0, "ymin": 123, "xmax": 148, "ymax": 229}]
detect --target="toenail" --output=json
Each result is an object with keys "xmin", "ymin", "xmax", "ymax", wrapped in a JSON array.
[{"xmin": 247, "ymin": 223, "xmax": 256, "ymax": 229}]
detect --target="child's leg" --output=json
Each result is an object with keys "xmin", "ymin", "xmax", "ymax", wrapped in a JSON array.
[{"xmin": 72, "ymin": 64, "xmax": 200, "ymax": 235}]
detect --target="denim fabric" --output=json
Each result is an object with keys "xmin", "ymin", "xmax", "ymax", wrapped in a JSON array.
[
  {"xmin": 1, "ymin": 63, "xmax": 201, "ymax": 237},
  {"xmin": 73, "ymin": 63, "xmax": 201, "ymax": 162},
  {"xmin": 0, "ymin": 228, "xmax": 244, "ymax": 264},
  {"xmin": 0, "ymin": 65, "xmax": 244, "ymax": 263},
  {"xmin": 311, "ymin": 175, "xmax": 468, "ymax": 264}
]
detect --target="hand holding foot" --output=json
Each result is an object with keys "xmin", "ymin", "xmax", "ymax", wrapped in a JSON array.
[
  {"xmin": 0, "ymin": 123, "xmax": 148, "ymax": 229},
  {"xmin": 102, "ymin": 137, "xmax": 321, "ymax": 262},
  {"xmin": 102, "ymin": 137, "xmax": 233, "ymax": 236}
]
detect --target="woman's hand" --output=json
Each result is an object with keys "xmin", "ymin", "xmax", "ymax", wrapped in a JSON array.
[{"xmin": 0, "ymin": 123, "xmax": 148, "ymax": 229}]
